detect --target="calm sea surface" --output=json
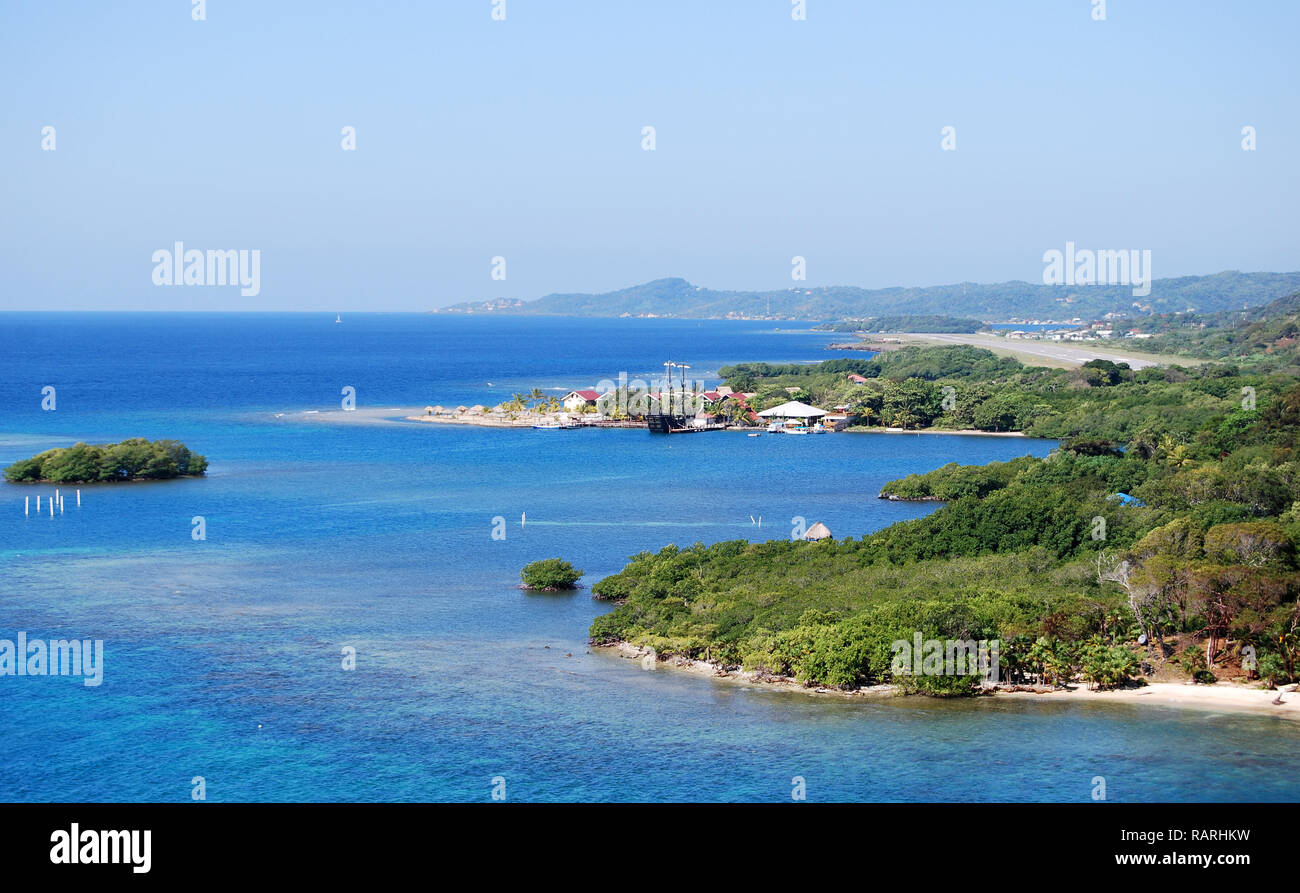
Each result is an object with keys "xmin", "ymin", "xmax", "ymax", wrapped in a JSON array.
[{"xmin": 2, "ymin": 313, "xmax": 1297, "ymax": 802}]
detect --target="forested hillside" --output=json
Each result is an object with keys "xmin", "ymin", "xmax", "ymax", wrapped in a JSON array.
[
  {"xmin": 435, "ymin": 272, "xmax": 1300, "ymax": 321},
  {"xmin": 590, "ymin": 304, "xmax": 1300, "ymax": 695}
]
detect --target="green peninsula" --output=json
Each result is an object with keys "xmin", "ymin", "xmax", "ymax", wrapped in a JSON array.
[{"xmin": 590, "ymin": 295, "xmax": 1300, "ymax": 695}]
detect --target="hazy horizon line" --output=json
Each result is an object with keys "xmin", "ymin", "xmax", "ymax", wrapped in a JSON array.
[{"xmin": 6, "ymin": 267, "xmax": 1297, "ymax": 315}]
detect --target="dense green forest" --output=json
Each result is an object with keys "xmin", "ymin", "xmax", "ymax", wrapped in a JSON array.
[
  {"xmin": 435, "ymin": 271, "xmax": 1300, "ymax": 321},
  {"xmin": 812, "ymin": 314, "xmax": 985, "ymax": 333},
  {"xmin": 3, "ymin": 439, "xmax": 208, "ymax": 483},
  {"xmin": 590, "ymin": 300, "xmax": 1300, "ymax": 695}
]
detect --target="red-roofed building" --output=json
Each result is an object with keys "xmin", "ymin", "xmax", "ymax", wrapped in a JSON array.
[
  {"xmin": 562, "ymin": 390, "xmax": 602, "ymax": 411},
  {"xmin": 847, "ymin": 373, "xmax": 870, "ymax": 385}
]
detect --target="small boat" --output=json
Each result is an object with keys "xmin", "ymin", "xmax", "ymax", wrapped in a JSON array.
[
  {"xmin": 532, "ymin": 423, "xmax": 563, "ymax": 429},
  {"xmin": 785, "ymin": 427, "xmax": 809, "ymax": 435},
  {"xmin": 748, "ymin": 432, "xmax": 762, "ymax": 437}
]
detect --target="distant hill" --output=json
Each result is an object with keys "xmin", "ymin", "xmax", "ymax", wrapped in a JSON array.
[{"xmin": 433, "ymin": 271, "xmax": 1300, "ymax": 322}]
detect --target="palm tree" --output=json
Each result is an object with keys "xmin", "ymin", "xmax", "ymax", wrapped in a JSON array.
[
  {"xmin": 1159, "ymin": 435, "xmax": 1193, "ymax": 469},
  {"xmin": 724, "ymin": 398, "xmax": 750, "ymax": 427},
  {"xmin": 503, "ymin": 393, "xmax": 527, "ymax": 418},
  {"xmin": 891, "ymin": 409, "xmax": 920, "ymax": 429}
]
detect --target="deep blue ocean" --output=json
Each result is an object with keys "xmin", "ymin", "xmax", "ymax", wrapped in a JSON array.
[{"xmin": 2, "ymin": 313, "xmax": 1298, "ymax": 803}]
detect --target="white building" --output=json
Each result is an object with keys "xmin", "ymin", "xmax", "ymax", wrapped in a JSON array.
[
  {"xmin": 758, "ymin": 400, "xmax": 829, "ymax": 425},
  {"xmin": 561, "ymin": 390, "xmax": 601, "ymax": 412}
]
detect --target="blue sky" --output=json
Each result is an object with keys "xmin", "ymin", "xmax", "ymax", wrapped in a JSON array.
[{"xmin": 1, "ymin": 0, "xmax": 1296, "ymax": 310}]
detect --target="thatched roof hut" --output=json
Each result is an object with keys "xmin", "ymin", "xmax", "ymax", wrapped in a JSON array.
[
  {"xmin": 456, "ymin": 405, "xmax": 469, "ymax": 414},
  {"xmin": 803, "ymin": 522, "xmax": 832, "ymax": 541}
]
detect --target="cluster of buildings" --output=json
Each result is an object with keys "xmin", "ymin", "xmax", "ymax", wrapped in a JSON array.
[
  {"xmin": 559, "ymin": 385, "xmax": 758, "ymax": 418},
  {"xmin": 557, "ymin": 386, "xmax": 855, "ymax": 431},
  {"xmin": 1002, "ymin": 325, "xmax": 1155, "ymax": 342}
]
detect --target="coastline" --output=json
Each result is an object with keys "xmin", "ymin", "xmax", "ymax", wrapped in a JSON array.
[
  {"xmin": 403, "ymin": 414, "xmax": 642, "ymax": 429},
  {"xmin": 844, "ymin": 426, "xmax": 1028, "ymax": 438},
  {"xmin": 286, "ymin": 407, "xmax": 1041, "ymax": 438},
  {"xmin": 600, "ymin": 642, "xmax": 1300, "ymax": 720}
]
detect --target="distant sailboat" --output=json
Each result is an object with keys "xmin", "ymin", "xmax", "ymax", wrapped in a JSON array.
[{"xmin": 335, "ymin": 315, "xmax": 341, "ymax": 323}]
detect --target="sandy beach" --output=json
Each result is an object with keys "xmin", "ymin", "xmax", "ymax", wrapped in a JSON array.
[
  {"xmin": 602, "ymin": 642, "xmax": 1300, "ymax": 720},
  {"xmin": 405, "ymin": 413, "xmax": 641, "ymax": 429}
]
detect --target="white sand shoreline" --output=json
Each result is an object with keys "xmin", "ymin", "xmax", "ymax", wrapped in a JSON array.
[{"xmin": 601, "ymin": 642, "xmax": 1300, "ymax": 720}]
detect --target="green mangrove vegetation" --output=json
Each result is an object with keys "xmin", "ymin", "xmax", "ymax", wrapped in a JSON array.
[
  {"xmin": 521, "ymin": 558, "xmax": 584, "ymax": 591},
  {"xmin": 3, "ymin": 439, "xmax": 208, "ymax": 483}
]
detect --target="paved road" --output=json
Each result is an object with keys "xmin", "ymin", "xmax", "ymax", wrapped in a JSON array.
[{"xmin": 905, "ymin": 332, "xmax": 1164, "ymax": 369}]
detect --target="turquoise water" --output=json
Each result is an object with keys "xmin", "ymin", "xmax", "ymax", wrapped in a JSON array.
[{"xmin": 2, "ymin": 314, "xmax": 1298, "ymax": 802}]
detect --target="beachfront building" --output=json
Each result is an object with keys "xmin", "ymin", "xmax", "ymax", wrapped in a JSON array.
[
  {"xmin": 561, "ymin": 390, "xmax": 601, "ymax": 412},
  {"xmin": 758, "ymin": 400, "xmax": 829, "ymax": 427}
]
